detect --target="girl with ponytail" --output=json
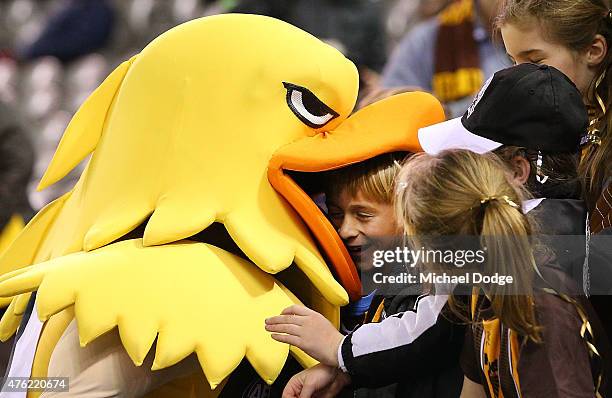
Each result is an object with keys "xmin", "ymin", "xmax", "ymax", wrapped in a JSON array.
[
  {"xmin": 497, "ymin": 3, "xmax": 612, "ymax": 374},
  {"xmin": 397, "ymin": 149, "xmax": 603, "ymax": 397},
  {"xmin": 496, "ymin": 0, "xmax": 612, "ymax": 226}
]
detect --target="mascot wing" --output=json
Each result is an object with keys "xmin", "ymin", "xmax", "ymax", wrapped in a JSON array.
[{"xmin": 0, "ymin": 239, "xmax": 323, "ymax": 387}]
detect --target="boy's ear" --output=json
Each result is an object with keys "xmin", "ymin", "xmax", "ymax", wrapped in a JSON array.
[
  {"xmin": 509, "ymin": 155, "xmax": 531, "ymax": 185},
  {"xmin": 587, "ymin": 34, "xmax": 608, "ymax": 67}
]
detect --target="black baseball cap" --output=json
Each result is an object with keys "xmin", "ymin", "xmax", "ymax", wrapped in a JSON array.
[{"xmin": 418, "ymin": 63, "xmax": 588, "ymax": 154}]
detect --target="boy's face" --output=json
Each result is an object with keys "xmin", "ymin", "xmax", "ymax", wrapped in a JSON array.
[{"xmin": 326, "ymin": 188, "xmax": 400, "ymax": 271}]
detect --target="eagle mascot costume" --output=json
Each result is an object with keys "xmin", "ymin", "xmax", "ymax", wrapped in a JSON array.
[{"xmin": 0, "ymin": 14, "xmax": 444, "ymax": 398}]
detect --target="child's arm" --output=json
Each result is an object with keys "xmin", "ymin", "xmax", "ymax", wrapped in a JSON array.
[
  {"xmin": 281, "ymin": 364, "xmax": 351, "ymax": 398},
  {"xmin": 337, "ymin": 294, "xmax": 462, "ymax": 388},
  {"xmin": 267, "ymin": 294, "xmax": 464, "ymax": 390},
  {"xmin": 265, "ymin": 304, "xmax": 343, "ymax": 366}
]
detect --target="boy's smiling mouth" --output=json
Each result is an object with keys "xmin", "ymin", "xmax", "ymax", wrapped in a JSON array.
[
  {"xmin": 347, "ymin": 243, "xmax": 371, "ymax": 260},
  {"xmin": 348, "ymin": 244, "xmax": 368, "ymax": 252}
]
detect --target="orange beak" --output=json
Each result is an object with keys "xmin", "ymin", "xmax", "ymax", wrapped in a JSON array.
[{"xmin": 268, "ymin": 92, "xmax": 445, "ymax": 301}]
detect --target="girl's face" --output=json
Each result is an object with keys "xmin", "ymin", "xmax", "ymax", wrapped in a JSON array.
[
  {"xmin": 326, "ymin": 188, "xmax": 400, "ymax": 271},
  {"xmin": 501, "ymin": 22, "xmax": 596, "ymax": 95}
]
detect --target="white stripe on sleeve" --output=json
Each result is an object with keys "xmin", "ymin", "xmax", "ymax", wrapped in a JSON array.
[{"xmin": 350, "ymin": 294, "xmax": 449, "ymax": 357}]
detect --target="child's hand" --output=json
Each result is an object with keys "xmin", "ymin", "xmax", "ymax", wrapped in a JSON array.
[
  {"xmin": 265, "ymin": 305, "xmax": 344, "ymax": 367},
  {"xmin": 282, "ymin": 364, "xmax": 351, "ymax": 398}
]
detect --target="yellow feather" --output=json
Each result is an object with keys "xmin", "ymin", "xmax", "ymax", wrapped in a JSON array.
[
  {"xmin": 0, "ymin": 298, "xmax": 21, "ymax": 341},
  {"xmin": 0, "ymin": 239, "xmax": 339, "ymax": 387},
  {"xmin": 37, "ymin": 57, "xmax": 136, "ymax": 191}
]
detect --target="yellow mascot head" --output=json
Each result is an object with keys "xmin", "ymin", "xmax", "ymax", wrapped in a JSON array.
[{"xmin": 0, "ymin": 14, "xmax": 444, "ymax": 395}]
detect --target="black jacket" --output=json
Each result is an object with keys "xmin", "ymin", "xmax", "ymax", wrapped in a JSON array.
[{"xmin": 338, "ymin": 291, "xmax": 464, "ymax": 398}]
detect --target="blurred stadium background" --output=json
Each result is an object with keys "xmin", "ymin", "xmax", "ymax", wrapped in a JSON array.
[{"xmin": 0, "ymin": 0, "xmax": 452, "ymax": 211}]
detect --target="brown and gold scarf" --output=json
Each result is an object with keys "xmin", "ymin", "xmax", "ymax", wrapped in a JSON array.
[{"xmin": 433, "ymin": 0, "xmax": 484, "ymax": 102}]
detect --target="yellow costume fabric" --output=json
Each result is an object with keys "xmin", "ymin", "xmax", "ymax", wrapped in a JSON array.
[
  {"xmin": 0, "ymin": 14, "xmax": 445, "ymax": 396},
  {"xmin": 0, "ymin": 215, "xmax": 25, "ymax": 256}
]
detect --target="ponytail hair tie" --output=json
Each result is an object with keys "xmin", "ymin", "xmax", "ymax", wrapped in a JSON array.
[{"xmin": 479, "ymin": 195, "xmax": 520, "ymax": 209}]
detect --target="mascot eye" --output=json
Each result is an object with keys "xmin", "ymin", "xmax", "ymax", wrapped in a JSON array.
[{"xmin": 283, "ymin": 82, "xmax": 339, "ymax": 128}]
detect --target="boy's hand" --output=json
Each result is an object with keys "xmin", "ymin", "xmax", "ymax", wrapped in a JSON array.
[
  {"xmin": 265, "ymin": 305, "xmax": 344, "ymax": 367},
  {"xmin": 282, "ymin": 364, "xmax": 351, "ymax": 398}
]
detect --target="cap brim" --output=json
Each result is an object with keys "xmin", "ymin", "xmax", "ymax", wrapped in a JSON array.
[{"xmin": 418, "ymin": 117, "xmax": 502, "ymax": 155}]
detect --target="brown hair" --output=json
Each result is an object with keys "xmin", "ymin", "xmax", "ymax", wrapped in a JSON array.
[
  {"xmin": 494, "ymin": 146, "xmax": 581, "ymax": 199},
  {"xmin": 496, "ymin": 0, "xmax": 612, "ymax": 208},
  {"xmin": 326, "ymin": 152, "xmax": 406, "ymax": 205},
  {"xmin": 396, "ymin": 149, "xmax": 541, "ymax": 342}
]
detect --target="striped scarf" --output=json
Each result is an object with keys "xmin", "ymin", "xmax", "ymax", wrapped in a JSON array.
[{"xmin": 433, "ymin": 0, "xmax": 484, "ymax": 102}]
